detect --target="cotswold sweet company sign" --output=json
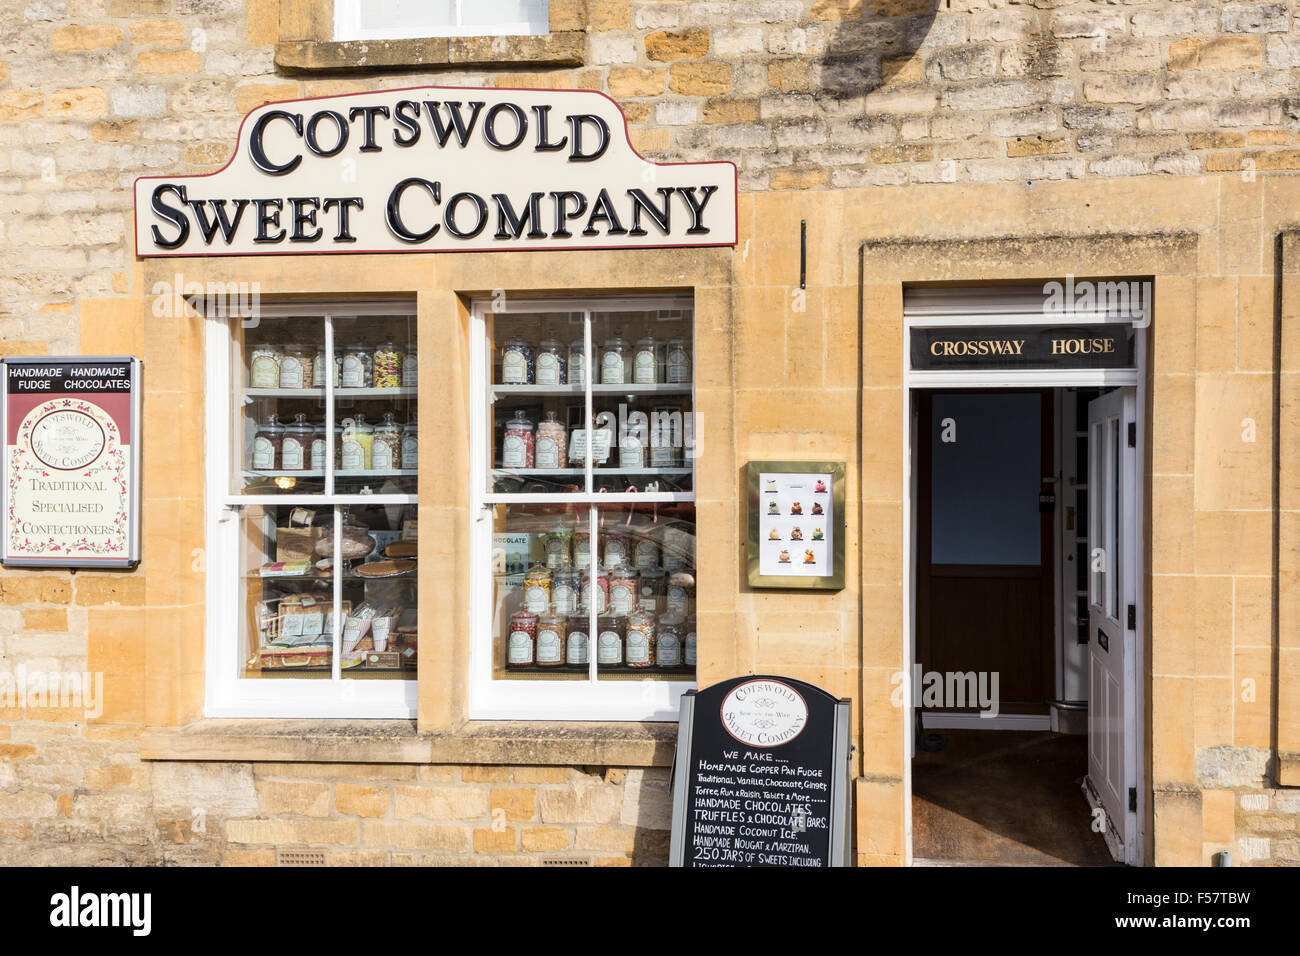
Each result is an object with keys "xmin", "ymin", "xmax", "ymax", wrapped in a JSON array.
[
  {"xmin": 669, "ymin": 675, "xmax": 852, "ymax": 868},
  {"xmin": 133, "ymin": 86, "xmax": 737, "ymax": 256},
  {"xmin": 1, "ymin": 358, "xmax": 141, "ymax": 568}
]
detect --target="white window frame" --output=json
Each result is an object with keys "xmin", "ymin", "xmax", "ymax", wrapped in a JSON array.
[
  {"xmin": 333, "ymin": 0, "xmax": 549, "ymax": 41},
  {"xmin": 469, "ymin": 294, "xmax": 697, "ymax": 721},
  {"xmin": 203, "ymin": 299, "xmax": 418, "ymax": 718}
]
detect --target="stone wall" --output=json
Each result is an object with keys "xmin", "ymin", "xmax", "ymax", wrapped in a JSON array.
[{"xmin": 0, "ymin": 718, "xmax": 672, "ymax": 866}]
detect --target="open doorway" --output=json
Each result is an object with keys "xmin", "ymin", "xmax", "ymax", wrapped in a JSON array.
[{"xmin": 908, "ymin": 384, "xmax": 1139, "ymax": 866}]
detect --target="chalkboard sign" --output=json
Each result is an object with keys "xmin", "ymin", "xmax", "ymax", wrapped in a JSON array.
[{"xmin": 669, "ymin": 675, "xmax": 852, "ymax": 867}]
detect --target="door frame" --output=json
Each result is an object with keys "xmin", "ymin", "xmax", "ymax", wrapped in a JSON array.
[{"xmin": 901, "ymin": 307, "xmax": 1147, "ymax": 868}]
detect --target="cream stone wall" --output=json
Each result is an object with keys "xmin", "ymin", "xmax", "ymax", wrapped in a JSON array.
[{"xmin": 0, "ymin": 0, "xmax": 1297, "ymax": 867}]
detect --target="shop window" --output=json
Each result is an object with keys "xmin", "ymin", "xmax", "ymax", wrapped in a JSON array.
[
  {"xmin": 206, "ymin": 300, "xmax": 418, "ymax": 717},
  {"xmin": 333, "ymin": 0, "xmax": 549, "ymax": 40},
  {"xmin": 471, "ymin": 296, "xmax": 697, "ymax": 720}
]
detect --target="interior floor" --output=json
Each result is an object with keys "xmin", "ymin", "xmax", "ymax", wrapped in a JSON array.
[{"xmin": 911, "ymin": 730, "xmax": 1116, "ymax": 866}]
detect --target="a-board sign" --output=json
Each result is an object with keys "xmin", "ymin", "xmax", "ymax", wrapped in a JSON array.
[
  {"xmin": 1, "ymin": 357, "xmax": 142, "ymax": 568},
  {"xmin": 669, "ymin": 675, "xmax": 852, "ymax": 867}
]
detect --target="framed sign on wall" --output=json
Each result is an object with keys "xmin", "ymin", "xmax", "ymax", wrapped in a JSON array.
[
  {"xmin": 746, "ymin": 460, "xmax": 845, "ymax": 590},
  {"xmin": 1, "ymin": 356, "xmax": 142, "ymax": 568}
]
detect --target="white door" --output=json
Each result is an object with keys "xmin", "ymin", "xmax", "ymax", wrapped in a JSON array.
[{"xmin": 1085, "ymin": 387, "xmax": 1138, "ymax": 863}]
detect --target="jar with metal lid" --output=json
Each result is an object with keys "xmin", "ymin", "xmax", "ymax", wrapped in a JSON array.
[
  {"xmin": 372, "ymin": 412, "xmax": 402, "ymax": 470},
  {"xmin": 279, "ymin": 344, "xmax": 313, "ymax": 389},
  {"xmin": 340, "ymin": 345, "xmax": 372, "ymax": 388},
  {"xmin": 332, "ymin": 422, "xmax": 345, "ymax": 469},
  {"xmin": 665, "ymin": 337, "xmax": 690, "ymax": 384},
  {"xmin": 340, "ymin": 415, "xmax": 374, "ymax": 470},
  {"xmin": 633, "ymin": 535, "xmax": 660, "ymax": 571},
  {"xmin": 506, "ymin": 609, "xmax": 538, "ymax": 670},
  {"xmin": 566, "ymin": 603, "xmax": 590, "ymax": 670},
  {"xmin": 596, "ymin": 614, "xmax": 624, "ymax": 669},
  {"xmin": 251, "ymin": 413, "xmax": 285, "ymax": 470},
  {"xmin": 665, "ymin": 571, "xmax": 695, "ymax": 616},
  {"xmin": 573, "ymin": 531, "xmax": 591, "ymax": 570},
  {"xmin": 248, "ymin": 343, "xmax": 282, "ymax": 388},
  {"xmin": 535, "ymin": 411, "xmax": 567, "ymax": 470},
  {"xmin": 600, "ymin": 330, "xmax": 629, "ymax": 384},
  {"xmin": 632, "ymin": 336, "xmax": 658, "ymax": 384},
  {"xmin": 609, "ymin": 566, "xmax": 638, "ymax": 617},
  {"xmin": 603, "ymin": 532, "xmax": 630, "ymax": 570},
  {"xmin": 535, "ymin": 606, "xmax": 567, "ymax": 668},
  {"xmin": 501, "ymin": 410, "xmax": 535, "ymax": 469},
  {"xmin": 280, "ymin": 413, "xmax": 314, "ymax": 472},
  {"xmin": 310, "ymin": 423, "xmax": 328, "ymax": 472},
  {"xmin": 662, "ymin": 525, "xmax": 693, "ymax": 571},
  {"xmin": 313, "ymin": 347, "xmax": 341, "ymax": 389},
  {"xmin": 523, "ymin": 565, "xmax": 552, "ymax": 615},
  {"xmin": 401, "ymin": 417, "xmax": 418, "ymax": 469},
  {"xmin": 619, "ymin": 431, "xmax": 645, "ymax": 469},
  {"xmin": 551, "ymin": 567, "xmax": 580, "ymax": 615},
  {"xmin": 372, "ymin": 342, "xmax": 402, "ymax": 389},
  {"xmin": 581, "ymin": 564, "xmax": 610, "ymax": 616},
  {"xmin": 501, "ymin": 335, "xmax": 532, "ymax": 385},
  {"xmin": 684, "ymin": 617, "xmax": 697, "ymax": 669},
  {"xmin": 625, "ymin": 610, "xmax": 656, "ymax": 668},
  {"xmin": 649, "ymin": 406, "xmax": 681, "ymax": 468},
  {"xmin": 656, "ymin": 613, "xmax": 685, "ymax": 670},
  {"xmin": 568, "ymin": 339, "xmax": 586, "ymax": 386},
  {"xmin": 535, "ymin": 335, "xmax": 566, "ymax": 386},
  {"xmin": 402, "ymin": 345, "xmax": 418, "ymax": 387},
  {"xmin": 637, "ymin": 568, "xmax": 665, "ymax": 614},
  {"xmin": 542, "ymin": 524, "xmax": 572, "ymax": 570}
]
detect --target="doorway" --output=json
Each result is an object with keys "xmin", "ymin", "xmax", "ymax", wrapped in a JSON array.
[{"xmin": 907, "ymin": 384, "xmax": 1141, "ymax": 866}]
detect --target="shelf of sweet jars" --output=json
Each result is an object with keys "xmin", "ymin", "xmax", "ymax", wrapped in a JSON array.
[
  {"xmin": 490, "ymin": 467, "xmax": 692, "ymax": 477},
  {"xmin": 490, "ymin": 383, "xmax": 691, "ymax": 397},
  {"xmin": 243, "ymin": 469, "xmax": 418, "ymax": 479},
  {"xmin": 246, "ymin": 386, "xmax": 417, "ymax": 399}
]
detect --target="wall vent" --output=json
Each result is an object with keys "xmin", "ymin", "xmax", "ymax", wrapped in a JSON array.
[
  {"xmin": 540, "ymin": 856, "xmax": 593, "ymax": 867},
  {"xmin": 276, "ymin": 848, "xmax": 328, "ymax": 867}
]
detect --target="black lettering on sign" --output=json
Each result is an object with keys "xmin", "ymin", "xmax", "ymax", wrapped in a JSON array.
[
  {"xmin": 911, "ymin": 325, "xmax": 1135, "ymax": 371},
  {"xmin": 670, "ymin": 674, "xmax": 850, "ymax": 868}
]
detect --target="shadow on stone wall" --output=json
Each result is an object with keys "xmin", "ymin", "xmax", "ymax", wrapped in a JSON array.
[{"xmin": 815, "ymin": 0, "xmax": 941, "ymax": 104}]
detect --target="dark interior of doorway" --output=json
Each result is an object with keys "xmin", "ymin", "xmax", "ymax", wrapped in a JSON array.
[{"xmin": 911, "ymin": 386, "xmax": 1112, "ymax": 865}]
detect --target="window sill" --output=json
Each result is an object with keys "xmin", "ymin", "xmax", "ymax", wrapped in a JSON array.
[
  {"xmin": 139, "ymin": 719, "xmax": 676, "ymax": 767},
  {"xmin": 274, "ymin": 32, "xmax": 585, "ymax": 74}
]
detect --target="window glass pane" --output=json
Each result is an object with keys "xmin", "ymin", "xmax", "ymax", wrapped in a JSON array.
[
  {"xmin": 1110, "ymin": 418, "xmax": 1120, "ymax": 615},
  {"xmin": 460, "ymin": 0, "xmax": 549, "ymax": 32},
  {"xmin": 1090, "ymin": 421, "xmax": 1102, "ymax": 607},
  {"xmin": 594, "ymin": 502, "xmax": 696, "ymax": 681},
  {"xmin": 332, "ymin": 314, "xmax": 418, "ymax": 497},
  {"xmin": 336, "ymin": 500, "xmax": 419, "ymax": 679},
  {"xmin": 488, "ymin": 310, "xmax": 586, "ymax": 496},
  {"xmin": 590, "ymin": 309, "xmax": 694, "ymax": 494},
  {"xmin": 359, "ymin": 0, "xmax": 456, "ymax": 32},
  {"xmin": 240, "ymin": 502, "xmax": 418, "ymax": 680},
  {"xmin": 241, "ymin": 504, "xmax": 336, "ymax": 679},
  {"xmin": 930, "ymin": 392, "xmax": 1039, "ymax": 565},
  {"xmin": 236, "ymin": 316, "xmax": 327, "ymax": 496},
  {"xmin": 491, "ymin": 503, "xmax": 588, "ymax": 680}
]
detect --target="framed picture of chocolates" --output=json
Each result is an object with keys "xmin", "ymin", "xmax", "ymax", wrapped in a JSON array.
[{"xmin": 747, "ymin": 460, "xmax": 846, "ymax": 590}]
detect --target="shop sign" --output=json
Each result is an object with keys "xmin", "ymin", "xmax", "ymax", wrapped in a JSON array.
[
  {"xmin": 746, "ymin": 460, "xmax": 846, "ymax": 590},
  {"xmin": 1, "ymin": 357, "xmax": 142, "ymax": 568},
  {"xmin": 134, "ymin": 86, "xmax": 737, "ymax": 257},
  {"xmin": 910, "ymin": 324, "xmax": 1134, "ymax": 371},
  {"xmin": 669, "ymin": 675, "xmax": 853, "ymax": 868}
]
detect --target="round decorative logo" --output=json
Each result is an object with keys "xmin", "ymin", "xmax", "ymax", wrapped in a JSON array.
[
  {"xmin": 720, "ymin": 679, "xmax": 808, "ymax": 748},
  {"xmin": 29, "ymin": 410, "xmax": 106, "ymax": 470}
]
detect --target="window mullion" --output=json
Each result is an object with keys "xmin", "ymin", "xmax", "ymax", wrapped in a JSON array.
[
  {"xmin": 324, "ymin": 313, "xmax": 335, "ymax": 499},
  {"xmin": 584, "ymin": 310, "xmax": 596, "ymax": 683}
]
